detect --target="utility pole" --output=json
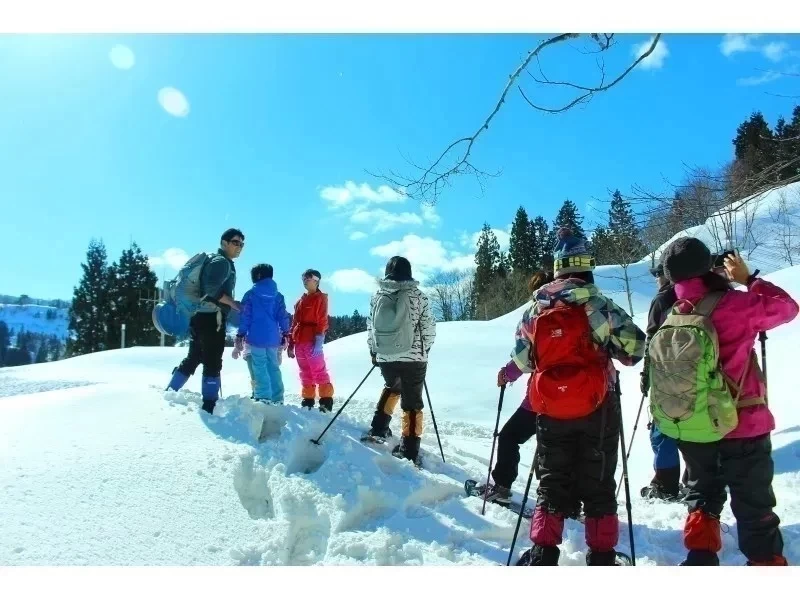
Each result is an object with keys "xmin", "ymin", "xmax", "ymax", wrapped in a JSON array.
[{"xmin": 138, "ymin": 288, "xmax": 165, "ymax": 348}]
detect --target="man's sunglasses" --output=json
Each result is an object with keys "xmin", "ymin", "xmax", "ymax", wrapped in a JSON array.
[{"xmin": 227, "ymin": 239, "xmax": 245, "ymax": 247}]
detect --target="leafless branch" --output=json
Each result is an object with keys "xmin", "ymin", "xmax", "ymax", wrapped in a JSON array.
[
  {"xmin": 518, "ymin": 34, "xmax": 662, "ymax": 113},
  {"xmin": 369, "ymin": 33, "xmax": 661, "ymax": 203}
]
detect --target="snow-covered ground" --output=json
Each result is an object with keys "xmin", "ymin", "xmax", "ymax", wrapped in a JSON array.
[{"xmin": 2, "ymin": 261, "xmax": 799, "ymax": 566}]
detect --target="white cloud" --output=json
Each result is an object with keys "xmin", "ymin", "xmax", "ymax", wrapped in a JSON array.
[
  {"xmin": 420, "ymin": 203, "xmax": 441, "ymax": 226},
  {"xmin": 720, "ymin": 34, "xmax": 761, "ymax": 57},
  {"xmin": 632, "ymin": 36, "xmax": 669, "ymax": 70},
  {"xmin": 158, "ymin": 87, "xmax": 190, "ymax": 118},
  {"xmin": 109, "ymin": 45, "xmax": 135, "ymax": 70},
  {"xmin": 737, "ymin": 70, "xmax": 784, "ymax": 86},
  {"xmin": 350, "ymin": 208, "xmax": 423, "ymax": 232},
  {"xmin": 763, "ymin": 41, "xmax": 790, "ymax": 63},
  {"xmin": 466, "ymin": 228, "xmax": 511, "ymax": 252},
  {"xmin": 327, "ymin": 269, "xmax": 377, "ymax": 294},
  {"xmin": 320, "ymin": 181, "xmax": 405, "ymax": 208},
  {"xmin": 349, "ymin": 231, "xmax": 368, "ymax": 241},
  {"xmin": 370, "ymin": 234, "xmax": 475, "ymax": 283},
  {"xmin": 148, "ymin": 248, "xmax": 189, "ymax": 271},
  {"xmin": 720, "ymin": 34, "xmax": 790, "ymax": 63}
]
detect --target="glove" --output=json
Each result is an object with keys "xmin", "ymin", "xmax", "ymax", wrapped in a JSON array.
[
  {"xmin": 312, "ymin": 334, "xmax": 325, "ymax": 357},
  {"xmin": 287, "ymin": 345, "xmax": 295, "ymax": 359},
  {"xmin": 371, "ymin": 352, "xmax": 378, "ymax": 366},
  {"xmin": 498, "ymin": 360, "xmax": 523, "ymax": 387},
  {"xmin": 640, "ymin": 370, "xmax": 649, "ymax": 396},
  {"xmin": 233, "ymin": 335, "xmax": 245, "ymax": 360}
]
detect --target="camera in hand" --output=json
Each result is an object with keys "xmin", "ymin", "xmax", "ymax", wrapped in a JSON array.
[{"xmin": 712, "ymin": 250, "xmax": 735, "ymax": 268}]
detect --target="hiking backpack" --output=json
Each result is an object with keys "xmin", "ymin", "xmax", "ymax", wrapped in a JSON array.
[
  {"xmin": 528, "ymin": 303, "xmax": 609, "ymax": 419},
  {"xmin": 370, "ymin": 288, "xmax": 415, "ymax": 356},
  {"xmin": 647, "ymin": 291, "xmax": 764, "ymax": 443},
  {"xmin": 152, "ymin": 252, "xmax": 217, "ymax": 338}
]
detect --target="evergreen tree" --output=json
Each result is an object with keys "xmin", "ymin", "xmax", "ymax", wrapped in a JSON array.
[
  {"xmin": 531, "ymin": 215, "xmax": 553, "ymax": 272},
  {"xmin": 733, "ymin": 111, "xmax": 777, "ymax": 186},
  {"xmin": 599, "ymin": 190, "xmax": 645, "ymax": 315},
  {"xmin": 35, "ymin": 343, "xmax": 48, "ymax": 363},
  {"xmin": 474, "ymin": 223, "xmax": 501, "ymax": 319},
  {"xmin": 775, "ymin": 108, "xmax": 800, "ymax": 181},
  {"xmin": 607, "ymin": 190, "xmax": 646, "ymax": 259},
  {"xmin": 592, "ymin": 225, "xmax": 612, "ymax": 266},
  {"xmin": 106, "ymin": 242, "xmax": 162, "ymax": 349},
  {"xmin": 553, "ymin": 200, "xmax": 586, "ymax": 239},
  {"xmin": 0, "ymin": 321, "xmax": 9, "ymax": 366},
  {"xmin": 509, "ymin": 206, "xmax": 536, "ymax": 274},
  {"xmin": 67, "ymin": 239, "xmax": 111, "ymax": 356}
]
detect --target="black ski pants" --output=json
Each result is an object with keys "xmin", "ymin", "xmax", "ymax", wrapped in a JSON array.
[
  {"xmin": 678, "ymin": 434, "xmax": 783, "ymax": 562},
  {"xmin": 535, "ymin": 397, "xmax": 620, "ymax": 518},
  {"xmin": 177, "ymin": 312, "xmax": 227, "ymax": 378},
  {"xmin": 370, "ymin": 361, "xmax": 426, "ymax": 437},
  {"xmin": 492, "ymin": 405, "xmax": 538, "ymax": 488}
]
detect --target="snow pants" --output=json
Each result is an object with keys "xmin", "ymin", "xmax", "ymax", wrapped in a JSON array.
[
  {"xmin": 678, "ymin": 434, "xmax": 785, "ymax": 565},
  {"xmin": 294, "ymin": 341, "xmax": 333, "ymax": 400},
  {"xmin": 530, "ymin": 396, "xmax": 620, "ymax": 563}
]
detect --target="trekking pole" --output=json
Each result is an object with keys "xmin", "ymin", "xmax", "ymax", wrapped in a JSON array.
[
  {"xmin": 759, "ymin": 331, "xmax": 768, "ymax": 401},
  {"xmin": 310, "ymin": 366, "xmax": 375, "ymax": 445},
  {"xmin": 482, "ymin": 385, "xmax": 506, "ymax": 516},
  {"xmin": 507, "ymin": 447, "xmax": 537, "ymax": 566},
  {"xmin": 616, "ymin": 392, "xmax": 646, "ymax": 499},
  {"xmin": 423, "ymin": 380, "xmax": 446, "ymax": 463},
  {"xmin": 616, "ymin": 380, "xmax": 636, "ymax": 566}
]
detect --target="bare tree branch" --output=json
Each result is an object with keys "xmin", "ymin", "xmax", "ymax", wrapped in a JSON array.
[
  {"xmin": 518, "ymin": 34, "xmax": 662, "ymax": 113},
  {"xmin": 369, "ymin": 33, "xmax": 662, "ymax": 203}
]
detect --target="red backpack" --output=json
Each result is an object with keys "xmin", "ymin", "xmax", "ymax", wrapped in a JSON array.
[{"xmin": 528, "ymin": 303, "xmax": 609, "ymax": 419}]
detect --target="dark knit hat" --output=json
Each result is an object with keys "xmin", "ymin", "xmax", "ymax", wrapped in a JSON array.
[
  {"xmin": 662, "ymin": 237, "xmax": 712, "ymax": 283},
  {"xmin": 553, "ymin": 227, "xmax": 595, "ymax": 277}
]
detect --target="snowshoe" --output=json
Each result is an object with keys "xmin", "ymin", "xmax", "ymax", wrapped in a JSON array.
[
  {"xmin": 515, "ymin": 548, "xmax": 631, "ymax": 566},
  {"xmin": 360, "ymin": 429, "xmax": 392, "ymax": 444},
  {"xmin": 640, "ymin": 481, "xmax": 686, "ymax": 503},
  {"xmin": 465, "ymin": 479, "xmax": 534, "ymax": 519}
]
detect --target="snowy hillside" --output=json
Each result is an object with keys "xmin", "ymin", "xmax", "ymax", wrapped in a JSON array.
[
  {"xmin": 0, "ymin": 303, "xmax": 69, "ymax": 340},
  {"xmin": 2, "ymin": 264, "xmax": 799, "ymax": 566}
]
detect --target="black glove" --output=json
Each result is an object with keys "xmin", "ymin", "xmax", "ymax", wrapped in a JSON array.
[
  {"xmin": 640, "ymin": 370, "xmax": 649, "ymax": 396},
  {"xmin": 370, "ymin": 352, "xmax": 378, "ymax": 366}
]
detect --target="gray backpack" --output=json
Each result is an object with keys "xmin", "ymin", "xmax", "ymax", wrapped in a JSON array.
[{"xmin": 370, "ymin": 288, "xmax": 416, "ymax": 355}]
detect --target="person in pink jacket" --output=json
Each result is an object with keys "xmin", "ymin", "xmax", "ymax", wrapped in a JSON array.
[{"xmin": 660, "ymin": 238, "xmax": 799, "ymax": 566}]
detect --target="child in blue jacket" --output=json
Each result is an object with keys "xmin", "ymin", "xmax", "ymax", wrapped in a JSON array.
[{"xmin": 233, "ymin": 264, "xmax": 291, "ymax": 404}]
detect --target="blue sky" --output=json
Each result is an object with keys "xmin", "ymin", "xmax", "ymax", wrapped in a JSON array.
[{"xmin": 1, "ymin": 33, "xmax": 799, "ymax": 316}]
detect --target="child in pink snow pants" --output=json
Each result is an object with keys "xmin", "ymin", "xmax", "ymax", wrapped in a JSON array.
[{"xmin": 288, "ymin": 269, "xmax": 335, "ymax": 412}]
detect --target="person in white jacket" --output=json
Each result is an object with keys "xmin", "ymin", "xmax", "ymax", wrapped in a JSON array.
[{"xmin": 364, "ymin": 256, "xmax": 436, "ymax": 464}]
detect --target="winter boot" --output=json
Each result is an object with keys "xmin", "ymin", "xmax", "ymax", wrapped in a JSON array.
[
  {"xmin": 301, "ymin": 398, "xmax": 315, "ymax": 410},
  {"xmin": 201, "ymin": 376, "xmax": 221, "ymax": 414},
  {"xmin": 586, "ymin": 550, "xmax": 617, "ymax": 566},
  {"xmin": 319, "ymin": 397, "xmax": 334, "ymax": 413},
  {"xmin": 480, "ymin": 483, "xmax": 512, "ymax": 506},
  {"xmin": 166, "ymin": 368, "xmax": 190, "ymax": 392},
  {"xmin": 746, "ymin": 555, "xmax": 788, "ymax": 566},
  {"xmin": 642, "ymin": 466, "xmax": 681, "ymax": 501},
  {"xmin": 392, "ymin": 436, "xmax": 422, "ymax": 465},
  {"xmin": 525, "ymin": 545, "xmax": 560, "ymax": 566},
  {"xmin": 680, "ymin": 550, "xmax": 719, "ymax": 566}
]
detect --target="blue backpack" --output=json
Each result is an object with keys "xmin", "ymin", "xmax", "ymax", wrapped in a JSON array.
[{"xmin": 152, "ymin": 252, "xmax": 217, "ymax": 338}]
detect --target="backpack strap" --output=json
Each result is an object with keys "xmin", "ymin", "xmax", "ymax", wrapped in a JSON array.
[
  {"xmin": 691, "ymin": 291, "xmax": 726, "ymax": 318},
  {"xmin": 722, "ymin": 350, "xmax": 767, "ymax": 409}
]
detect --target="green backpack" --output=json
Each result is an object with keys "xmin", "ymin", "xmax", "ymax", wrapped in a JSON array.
[{"xmin": 648, "ymin": 291, "xmax": 765, "ymax": 443}]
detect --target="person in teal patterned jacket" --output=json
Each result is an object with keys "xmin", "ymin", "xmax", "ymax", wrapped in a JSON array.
[{"xmin": 498, "ymin": 228, "xmax": 645, "ymax": 566}]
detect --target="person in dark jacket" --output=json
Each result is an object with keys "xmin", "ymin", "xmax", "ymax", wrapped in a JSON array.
[
  {"xmin": 640, "ymin": 261, "xmax": 684, "ymax": 501},
  {"xmin": 233, "ymin": 263, "xmax": 291, "ymax": 404},
  {"xmin": 166, "ymin": 228, "xmax": 243, "ymax": 414}
]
